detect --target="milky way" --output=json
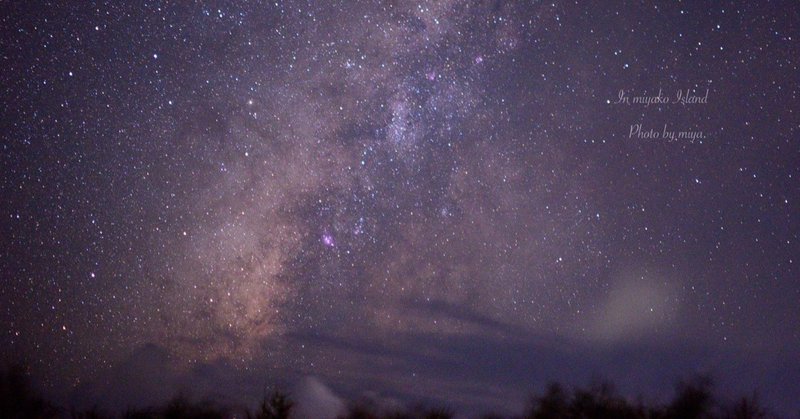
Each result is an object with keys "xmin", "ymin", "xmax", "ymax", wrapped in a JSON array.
[{"xmin": 1, "ymin": 1, "xmax": 799, "ymax": 416}]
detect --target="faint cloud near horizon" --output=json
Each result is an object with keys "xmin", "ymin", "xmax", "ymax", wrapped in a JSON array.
[
  {"xmin": 294, "ymin": 376, "xmax": 346, "ymax": 419},
  {"xmin": 583, "ymin": 270, "xmax": 682, "ymax": 344}
]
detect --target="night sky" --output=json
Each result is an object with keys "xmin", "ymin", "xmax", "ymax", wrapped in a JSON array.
[{"xmin": 1, "ymin": 1, "xmax": 799, "ymax": 417}]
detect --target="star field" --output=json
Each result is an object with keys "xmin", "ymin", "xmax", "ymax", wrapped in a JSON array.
[{"xmin": 1, "ymin": 1, "xmax": 798, "ymax": 416}]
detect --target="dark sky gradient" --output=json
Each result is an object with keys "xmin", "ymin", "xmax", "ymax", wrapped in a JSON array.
[{"xmin": 1, "ymin": 1, "xmax": 799, "ymax": 417}]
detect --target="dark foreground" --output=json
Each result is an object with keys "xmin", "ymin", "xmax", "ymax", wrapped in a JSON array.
[{"xmin": 1, "ymin": 366, "xmax": 776, "ymax": 419}]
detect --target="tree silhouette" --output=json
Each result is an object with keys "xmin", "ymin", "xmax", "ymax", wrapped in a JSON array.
[
  {"xmin": 663, "ymin": 376, "xmax": 714, "ymax": 419},
  {"xmin": 0, "ymin": 366, "xmax": 782, "ymax": 419},
  {"xmin": 421, "ymin": 407, "xmax": 454, "ymax": 419},
  {"xmin": 250, "ymin": 390, "xmax": 294, "ymax": 419},
  {"xmin": 727, "ymin": 394, "xmax": 766, "ymax": 419},
  {"xmin": 0, "ymin": 365, "xmax": 58, "ymax": 419},
  {"xmin": 163, "ymin": 395, "xmax": 223, "ymax": 419},
  {"xmin": 526, "ymin": 383, "xmax": 569, "ymax": 419}
]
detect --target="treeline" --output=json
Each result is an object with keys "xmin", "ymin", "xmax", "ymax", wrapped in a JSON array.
[{"xmin": 0, "ymin": 366, "xmax": 775, "ymax": 419}]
